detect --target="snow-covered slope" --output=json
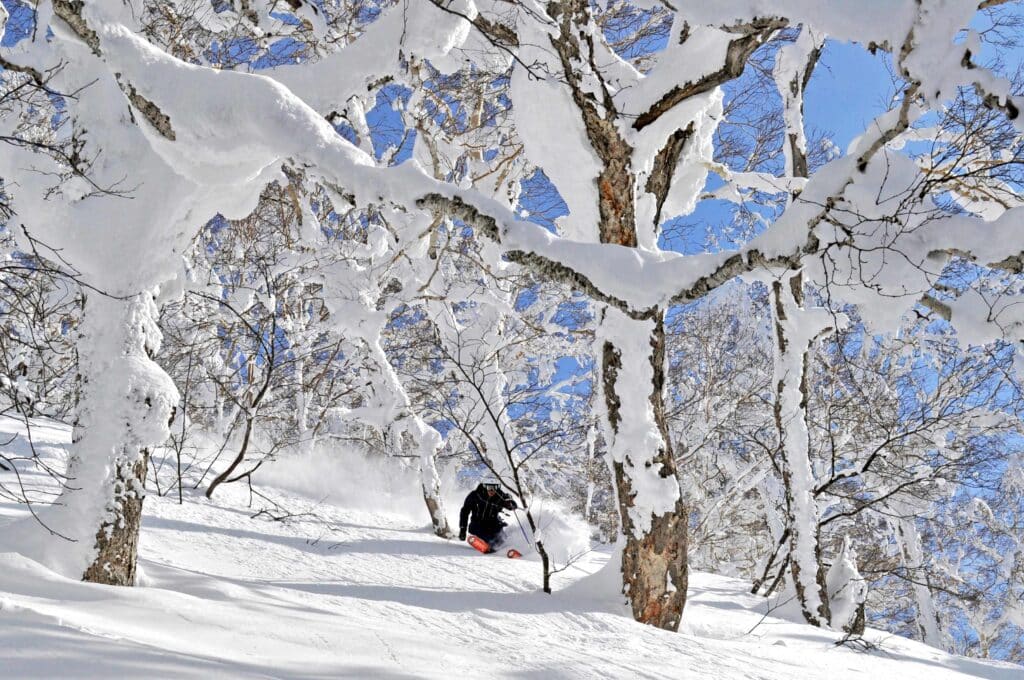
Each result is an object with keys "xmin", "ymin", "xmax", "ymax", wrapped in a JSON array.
[{"xmin": 0, "ymin": 418, "xmax": 1019, "ymax": 679}]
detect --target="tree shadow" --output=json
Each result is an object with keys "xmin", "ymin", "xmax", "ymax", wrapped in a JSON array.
[
  {"xmin": 143, "ymin": 515, "xmax": 342, "ymax": 556},
  {"xmin": 0, "ymin": 615, "xmax": 265, "ymax": 679},
  {"xmin": 0, "ymin": 612, "xmax": 428, "ymax": 679},
  {"xmin": 260, "ymin": 579, "xmax": 599, "ymax": 617}
]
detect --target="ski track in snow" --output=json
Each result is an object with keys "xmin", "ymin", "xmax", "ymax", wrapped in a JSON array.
[{"xmin": 0, "ymin": 419, "xmax": 1020, "ymax": 679}]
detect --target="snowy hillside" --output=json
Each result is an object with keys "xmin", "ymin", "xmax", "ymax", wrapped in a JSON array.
[{"xmin": 0, "ymin": 418, "xmax": 1018, "ymax": 679}]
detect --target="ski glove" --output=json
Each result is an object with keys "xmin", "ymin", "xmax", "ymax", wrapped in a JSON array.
[{"xmin": 459, "ymin": 528, "xmax": 467, "ymax": 541}]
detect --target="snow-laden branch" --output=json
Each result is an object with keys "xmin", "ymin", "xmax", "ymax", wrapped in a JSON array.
[
  {"xmin": 630, "ymin": 18, "xmax": 787, "ymax": 131},
  {"xmin": 14, "ymin": 0, "xmax": 1021, "ymax": 353}
]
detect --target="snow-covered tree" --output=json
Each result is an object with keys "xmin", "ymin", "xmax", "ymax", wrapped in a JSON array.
[{"xmin": 1, "ymin": 0, "xmax": 1023, "ymax": 640}]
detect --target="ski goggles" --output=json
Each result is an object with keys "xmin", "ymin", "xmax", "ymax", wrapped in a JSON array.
[{"xmin": 483, "ymin": 483, "xmax": 500, "ymax": 492}]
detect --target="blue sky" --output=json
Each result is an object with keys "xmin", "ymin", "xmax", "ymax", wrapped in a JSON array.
[{"xmin": 805, "ymin": 41, "xmax": 894, "ymax": 151}]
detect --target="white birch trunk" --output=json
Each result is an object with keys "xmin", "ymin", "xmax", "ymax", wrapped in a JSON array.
[
  {"xmin": 771, "ymin": 274, "xmax": 831, "ymax": 627},
  {"xmin": 410, "ymin": 416, "xmax": 453, "ymax": 539},
  {"xmin": 897, "ymin": 518, "xmax": 945, "ymax": 647},
  {"xmin": 4, "ymin": 292, "xmax": 177, "ymax": 584},
  {"xmin": 597, "ymin": 306, "xmax": 687, "ymax": 630},
  {"xmin": 294, "ymin": 356, "xmax": 312, "ymax": 456}
]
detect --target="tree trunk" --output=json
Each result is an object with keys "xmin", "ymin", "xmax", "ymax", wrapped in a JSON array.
[
  {"xmin": 522, "ymin": 509, "xmax": 553, "ymax": 594},
  {"xmin": 76, "ymin": 293, "xmax": 176, "ymax": 585},
  {"xmin": 295, "ymin": 356, "xmax": 312, "ymax": 455},
  {"xmin": 81, "ymin": 450, "xmax": 150, "ymax": 585},
  {"xmin": 599, "ymin": 307, "xmax": 688, "ymax": 630},
  {"xmin": 583, "ymin": 424, "xmax": 596, "ymax": 521},
  {"xmin": 3, "ymin": 293, "xmax": 181, "ymax": 584},
  {"xmin": 410, "ymin": 416, "xmax": 453, "ymax": 539},
  {"xmin": 420, "ymin": 485, "xmax": 451, "ymax": 538},
  {"xmin": 205, "ymin": 414, "xmax": 256, "ymax": 499},
  {"xmin": 771, "ymin": 275, "xmax": 831, "ymax": 626},
  {"xmin": 898, "ymin": 517, "xmax": 944, "ymax": 647}
]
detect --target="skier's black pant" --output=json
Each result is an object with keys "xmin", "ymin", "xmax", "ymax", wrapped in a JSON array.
[{"xmin": 471, "ymin": 526, "xmax": 505, "ymax": 547}]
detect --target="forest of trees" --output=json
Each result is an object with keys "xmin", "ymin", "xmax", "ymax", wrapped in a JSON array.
[{"xmin": 0, "ymin": 0, "xmax": 1022, "ymax": 664}]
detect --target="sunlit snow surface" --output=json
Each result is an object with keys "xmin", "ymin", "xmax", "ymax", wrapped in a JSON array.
[{"xmin": 0, "ymin": 418, "xmax": 1018, "ymax": 679}]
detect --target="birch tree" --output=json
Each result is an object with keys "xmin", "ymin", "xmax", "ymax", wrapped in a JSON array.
[{"xmin": 1, "ymin": 0, "xmax": 1023, "ymax": 637}]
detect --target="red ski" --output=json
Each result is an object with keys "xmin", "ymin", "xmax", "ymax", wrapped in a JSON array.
[
  {"xmin": 467, "ymin": 536, "xmax": 522, "ymax": 559},
  {"xmin": 467, "ymin": 535, "xmax": 490, "ymax": 553}
]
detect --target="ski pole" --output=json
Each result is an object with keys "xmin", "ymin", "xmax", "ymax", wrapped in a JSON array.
[{"xmin": 514, "ymin": 507, "xmax": 531, "ymax": 548}]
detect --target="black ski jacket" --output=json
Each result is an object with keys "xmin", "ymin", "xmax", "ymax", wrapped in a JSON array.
[{"xmin": 459, "ymin": 484, "xmax": 517, "ymax": 537}]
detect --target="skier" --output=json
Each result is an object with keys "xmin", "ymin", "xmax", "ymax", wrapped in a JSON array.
[{"xmin": 458, "ymin": 476, "xmax": 518, "ymax": 553}]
